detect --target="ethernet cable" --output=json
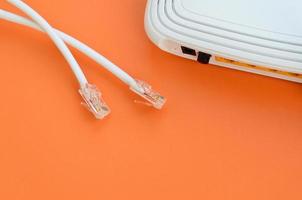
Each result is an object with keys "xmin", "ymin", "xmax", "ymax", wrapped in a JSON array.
[
  {"xmin": 6, "ymin": 0, "xmax": 111, "ymax": 119},
  {"xmin": 1, "ymin": 0, "xmax": 166, "ymax": 118}
]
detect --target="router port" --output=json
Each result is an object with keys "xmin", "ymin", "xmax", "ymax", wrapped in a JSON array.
[
  {"xmin": 197, "ymin": 52, "xmax": 212, "ymax": 64},
  {"xmin": 215, "ymin": 56, "xmax": 302, "ymax": 80},
  {"xmin": 181, "ymin": 46, "xmax": 197, "ymax": 56}
]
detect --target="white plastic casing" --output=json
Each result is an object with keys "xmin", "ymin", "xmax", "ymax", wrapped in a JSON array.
[{"xmin": 145, "ymin": 0, "xmax": 302, "ymax": 83}]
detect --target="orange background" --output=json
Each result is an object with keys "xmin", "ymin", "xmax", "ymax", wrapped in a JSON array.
[{"xmin": 0, "ymin": 0, "xmax": 302, "ymax": 199}]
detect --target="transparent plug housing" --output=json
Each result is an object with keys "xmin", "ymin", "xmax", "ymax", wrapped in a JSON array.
[
  {"xmin": 79, "ymin": 83, "xmax": 110, "ymax": 119},
  {"xmin": 130, "ymin": 79, "xmax": 166, "ymax": 109}
]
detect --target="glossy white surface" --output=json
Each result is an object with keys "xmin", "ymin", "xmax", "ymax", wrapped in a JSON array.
[{"xmin": 181, "ymin": 0, "xmax": 302, "ymax": 36}]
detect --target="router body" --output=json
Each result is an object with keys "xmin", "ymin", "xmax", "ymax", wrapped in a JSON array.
[{"xmin": 145, "ymin": 0, "xmax": 302, "ymax": 83}]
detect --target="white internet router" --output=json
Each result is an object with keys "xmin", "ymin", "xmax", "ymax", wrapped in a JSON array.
[{"xmin": 145, "ymin": 0, "xmax": 302, "ymax": 83}]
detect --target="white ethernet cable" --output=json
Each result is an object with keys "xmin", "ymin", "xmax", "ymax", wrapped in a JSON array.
[
  {"xmin": 6, "ymin": 0, "xmax": 110, "ymax": 119},
  {"xmin": 1, "ymin": 0, "xmax": 166, "ymax": 118}
]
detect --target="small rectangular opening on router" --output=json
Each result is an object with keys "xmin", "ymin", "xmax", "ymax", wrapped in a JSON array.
[
  {"xmin": 181, "ymin": 46, "xmax": 197, "ymax": 56},
  {"xmin": 197, "ymin": 52, "xmax": 212, "ymax": 64}
]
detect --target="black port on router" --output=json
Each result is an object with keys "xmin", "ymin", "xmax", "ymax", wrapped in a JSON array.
[
  {"xmin": 197, "ymin": 52, "xmax": 212, "ymax": 64},
  {"xmin": 181, "ymin": 46, "xmax": 197, "ymax": 56}
]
